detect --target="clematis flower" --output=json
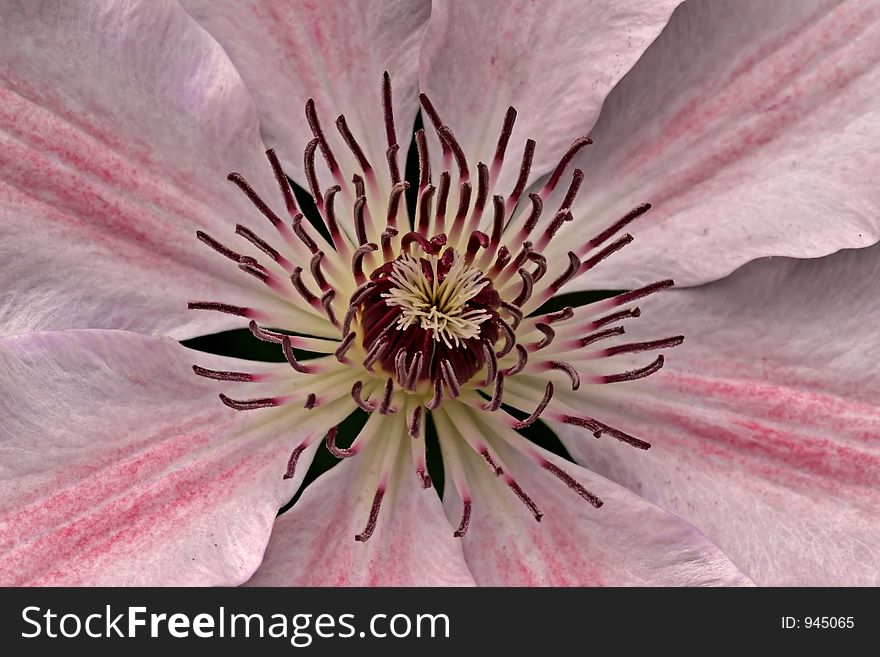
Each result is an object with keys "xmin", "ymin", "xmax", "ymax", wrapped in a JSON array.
[{"xmin": 1, "ymin": 0, "xmax": 878, "ymax": 587}]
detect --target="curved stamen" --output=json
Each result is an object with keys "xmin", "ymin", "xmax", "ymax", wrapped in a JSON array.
[{"xmin": 513, "ymin": 381, "xmax": 553, "ymax": 429}]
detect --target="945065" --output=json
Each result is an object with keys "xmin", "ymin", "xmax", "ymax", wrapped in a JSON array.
[{"xmin": 781, "ymin": 617, "xmax": 854, "ymax": 629}]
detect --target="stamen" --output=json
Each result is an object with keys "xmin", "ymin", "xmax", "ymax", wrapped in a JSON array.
[
  {"xmin": 550, "ymin": 361, "xmax": 580, "ymax": 390},
  {"xmin": 192, "ymin": 365, "xmax": 257, "ymax": 382},
  {"xmin": 586, "ymin": 203, "xmax": 652, "ymax": 250},
  {"xmin": 353, "ymin": 196, "xmax": 368, "ymax": 246},
  {"xmin": 304, "ymin": 393, "xmax": 318, "ymax": 409},
  {"xmin": 248, "ymin": 320, "xmax": 282, "ymax": 343},
  {"xmin": 187, "ymin": 301, "xmax": 250, "ymax": 318},
  {"xmin": 479, "ymin": 448, "xmax": 504, "ymax": 476},
  {"xmin": 408, "ymin": 405, "xmax": 424, "ymax": 438},
  {"xmin": 326, "ymin": 426, "xmax": 357, "ymax": 458},
  {"xmin": 437, "ymin": 125, "xmax": 470, "ymax": 182},
  {"xmin": 506, "ymin": 477, "xmax": 543, "ymax": 522},
  {"xmin": 550, "ymin": 251, "xmax": 581, "ymax": 291},
  {"xmin": 600, "ymin": 355, "xmax": 665, "ymax": 383},
  {"xmin": 562, "ymin": 415, "xmax": 651, "ymax": 450},
  {"xmin": 453, "ymin": 499, "xmax": 472, "ymax": 538},
  {"xmin": 544, "ymin": 306, "xmax": 574, "ymax": 324},
  {"xmin": 418, "ymin": 93, "xmax": 451, "ymax": 166},
  {"xmin": 336, "ymin": 113, "xmax": 373, "ymax": 175},
  {"xmin": 559, "ymin": 169, "xmax": 584, "ymax": 211},
  {"xmin": 483, "ymin": 374, "xmax": 505, "ymax": 411},
  {"xmin": 507, "ymin": 138, "xmax": 535, "ymax": 212},
  {"xmin": 435, "ymin": 171, "xmax": 451, "ymax": 234},
  {"xmin": 310, "ymin": 252, "xmax": 330, "ymax": 291},
  {"xmin": 441, "ymin": 360, "xmax": 461, "ymax": 398},
  {"xmin": 354, "ymin": 487, "xmax": 385, "ymax": 542},
  {"xmin": 603, "ymin": 335, "xmax": 684, "ymax": 357},
  {"xmin": 196, "ymin": 230, "xmax": 244, "ymax": 262},
  {"xmin": 513, "ymin": 381, "xmax": 553, "ymax": 428},
  {"xmin": 526, "ymin": 251, "xmax": 547, "ymax": 282},
  {"xmin": 386, "ymin": 182, "xmax": 408, "ymax": 228},
  {"xmin": 512, "ymin": 268, "xmax": 534, "ymax": 307},
  {"xmin": 490, "ymin": 106, "xmax": 517, "ymax": 182},
  {"xmin": 382, "ymin": 71, "xmax": 401, "ymax": 184},
  {"xmin": 427, "ymin": 377, "xmax": 444, "ymax": 410},
  {"xmin": 305, "ymin": 98, "xmax": 340, "ymax": 175},
  {"xmin": 542, "ymin": 461, "xmax": 603, "ymax": 508},
  {"xmin": 283, "ymin": 444, "xmax": 306, "ymax": 480},
  {"xmin": 417, "ymin": 184, "xmax": 436, "ymax": 234},
  {"xmin": 579, "ymin": 234, "xmax": 634, "ymax": 272},
  {"xmin": 352, "ymin": 243, "xmax": 378, "ymax": 284},
  {"xmin": 303, "ymin": 139, "xmax": 323, "ymax": 208},
  {"xmin": 499, "ymin": 300, "xmax": 522, "ymax": 329},
  {"xmin": 265, "ymin": 148, "xmax": 299, "ymax": 217},
  {"xmin": 378, "ymin": 377, "xmax": 396, "ymax": 414},
  {"xmin": 504, "ymin": 344, "xmax": 529, "ymax": 376},
  {"xmin": 416, "ymin": 129, "xmax": 431, "ymax": 191},
  {"xmin": 335, "ymin": 331, "xmax": 356, "ymax": 362},
  {"xmin": 320, "ymin": 290, "xmax": 338, "ymax": 326},
  {"xmin": 291, "ymin": 213, "xmax": 319, "ymax": 254},
  {"xmin": 540, "ymin": 135, "xmax": 592, "ymax": 198},
  {"xmin": 281, "ymin": 336, "xmax": 310, "ymax": 374},
  {"xmin": 534, "ymin": 323, "xmax": 555, "ymax": 349},
  {"xmin": 218, "ymin": 393, "xmax": 279, "ymax": 411},
  {"xmin": 236, "ymin": 224, "xmax": 288, "ymax": 267},
  {"xmin": 579, "ymin": 326, "xmax": 625, "ymax": 347},
  {"xmin": 481, "ymin": 342, "xmax": 498, "ymax": 386},
  {"xmin": 351, "ymin": 380, "xmax": 375, "ymax": 412},
  {"xmin": 591, "ymin": 307, "xmax": 641, "ymax": 329},
  {"xmin": 227, "ymin": 172, "xmax": 283, "ymax": 227},
  {"xmin": 290, "ymin": 266, "xmax": 319, "ymax": 306}
]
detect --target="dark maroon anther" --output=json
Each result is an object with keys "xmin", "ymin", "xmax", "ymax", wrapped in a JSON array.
[
  {"xmin": 239, "ymin": 262, "xmax": 269, "ymax": 283},
  {"xmin": 542, "ymin": 461, "xmax": 603, "ymax": 508},
  {"xmin": 435, "ymin": 171, "xmax": 451, "ymax": 232},
  {"xmin": 508, "ymin": 138, "xmax": 536, "ymax": 208},
  {"xmin": 534, "ymin": 323, "xmax": 555, "ymax": 349},
  {"xmin": 550, "ymin": 361, "xmax": 580, "ymax": 390},
  {"xmin": 394, "ymin": 350, "xmax": 409, "ymax": 383},
  {"xmin": 453, "ymin": 499, "xmax": 472, "ymax": 538},
  {"xmin": 363, "ymin": 336, "xmax": 390, "ymax": 371},
  {"xmin": 196, "ymin": 230, "xmax": 244, "ymax": 262},
  {"xmin": 281, "ymin": 336, "xmax": 311, "ymax": 374},
  {"xmin": 417, "ymin": 184, "xmax": 436, "ymax": 234},
  {"xmin": 475, "ymin": 163, "xmax": 490, "ymax": 215},
  {"xmin": 541, "ymin": 135, "xmax": 592, "ymax": 198},
  {"xmin": 512, "ymin": 268, "xmax": 534, "ymax": 307},
  {"xmin": 382, "ymin": 183, "xmax": 406, "ymax": 231},
  {"xmin": 416, "ymin": 129, "xmax": 431, "ymax": 190},
  {"xmin": 602, "ymin": 355, "xmax": 665, "ymax": 384},
  {"xmin": 283, "ymin": 444, "xmax": 306, "ymax": 480},
  {"xmin": 545, "ymin": 306, "xmax": 574, "ymax": 324},
  {"xmin": 522, "ymin": 193, "xmax": 543, "ymax": 235},
  {"xmin": 352, "ymin": 173, "xmax": 366, "ymax": 198},
  {"xmin": 187, "ymin": 301, "xmax": 250, "ymax": 317},
  {"xmin": 355, "ymin": 487, "xmax": 386, "ymax": 542},
  {"xmin": 483, "ymin": 373, "xmax": 505, "ymax": 411},
  {"xmin": 579, "ymin": 326, "xmax": 625, "ymax": 347},
  {"xmin": 236, "ymin": 224, "xmax": 285, "ymax": 265},
  {"xmin": 227, "ymin": 172, "xmax": 283, "ymax": 228},
  {"xmin": 591, "ymin": 307, "xmax": 641, "ymax": 329},
  {"xmin": 611, "ymin": 280, "xmax": 675, "ymax": 307},
  {"xmin": 322, "ymin": 185, "xmax": 346, "ymax": 249},
  {"xmin": 466, "ymin": 230, "xmax": 490, "ymax": 263},
  {"xmin": 219, "ymin": 393, "xmax": 278, "ymax": 411},
  {"xmin": 499, "ymin": 301, "xmax": 522, "ymax": 329},
  {"xmin": 265, "ymin": 148, "xmax": 299, "ymax": 217},
  {"xmin": 400, "ymin": 231, "xmax": 436, "ymax": 254},
  {"xmin": 437, "ymin": 125, "xmax": 470, "ymax": 182},
  {"xmin": 290, "ymin": 266, "xmax": 319, "ymax": 306},
  {"xmin": 441, "ymin": 360, "xmax": 461, "ymax": 398},
  {"xmin": 587, "ymin": 203, "xmax": 652, "ymax": 251},
  {"xmin": 545, "ymin": 208, "xmax": 573, "ymax": 242},
  {"xmin": 505, "ymin": 344, "xmax": 528, "ymax": 377},
  {"xmin": 510, "ymin": 241, "xmax": 533, "ymax": 271},
  {"xmin": 479, "ymin": 448, "xmax": 503, "ymax": 476},
  {"xmin": 526, "ymin": 251, "xmax": 547, "ymax": 282},
  {"xmin": 562, "ymin": 415, "xmax": 651, "ymax": 450},
  {"xmin": 351, "ymin": 380, "xmax": 375, "ymax": 412},
  {"xmin": 404, "ymin": 353, "xmax": 424, "ymax": 391},
  {"xmin": 492, "ymin": 246, "xmax": 511, "ymax": 272},
  {"xmin": 352, "ymin": 243, "xmax": 378, "ymax": 284},
  {"xmin": 506, "ymin": 478, "xmax": 543, "ymax": 521},
  {"xmin": 427, "ymin": 377, "xmax": 444, "ymax": 410},
  {"xmin": 381, "ymin": 72, "xmax": 401, "ymax": 183},
  {"xmin": 604, "ymin": 335, "xmax": 684, "ymax": 357},
  {"xmin": 417, "ymin": 467, "xmax": 433, "ymax": 489},
  {"xmin": 321, "ymin": 290, "xmax": 338, "ymax": 326},
  {"xmin": 491, "ymin": 106, "xmax": 517, "ymax": 178},
  {"xmin": 353, "ymin": 196, "xmax": 368, "ymax": 246},
  {"xmin": 309, "ymin": 251, "xmax": 329, "ymax": 291},
  {"xmin": 304, "ymin": 393, "xmax": 317, "ymax": 409},
  {"xmin": 418, "ymin": 93, "xmax": 452, "ymax": 161},
  {"xmin": 291, "ymin": 214, "xmax": 319, "ymax": 254},
  {"xmin": 454, "ymin": 181, "xmax": 473, "ymax": 226},
  {"xmin": 551, "ymin": 251, "xmax": 581, "ymax": 291},
  {"xmin": 192, "ymin": 365, "xmax": 256, "ymax": 382},
  {"xmin": 305, "ymin": 98, "xmax": 339, "ymax": 174},
  {"xmin": 513, "ymin": 381, "xmax": 554, "ymax": 429},
  {"xmin": 248, "ymin": 320, "xmax": 284, "ymax": 343},
  {"xmin": 481, "ymin": 343, "xmax": 498, "ymax": 386},
  {"xmin": 580, "ymin": 234, "xmax": 634, "ymax": 272},
  {"xmin": 326, "ymin": 426, "xmax": 356, "ymax": 458},
  {"xmin": 336, "ymin": 113, "xmax": 373, "ymax": 174},
  {"xmin": 559, "ymin": 169, "xmax": 584, "ymax": 211},
  {"xmin": 335, "ymin": 331, "xmax": 356, "ymax": 362},
  {"xmin": 495, "ymin": 317, "xmax": 516, "ymax": 358},
  {"xmin": 303, "ymin": 139, "xmax": 323, "ymax": 208},
  {"xmin": 408, "ymin": 406, "xmax": 424, "ymax": 438},
  {"xmin": 490, "ymin": 195, "xmax": 505, "ymax": 247},
  {"xmin": 378, "ymin": 378, "xmax": 396, "ymax": 414}
]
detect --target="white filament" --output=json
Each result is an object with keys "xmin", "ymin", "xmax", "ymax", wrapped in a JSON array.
[{"xmin": 382, "ymin": 251, "xmax": 491, "ymax": 348}]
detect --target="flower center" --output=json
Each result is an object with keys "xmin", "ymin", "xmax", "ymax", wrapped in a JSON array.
[{"xmin": 187, "ymin": 73, "xmax": 684, "ymax": 543}]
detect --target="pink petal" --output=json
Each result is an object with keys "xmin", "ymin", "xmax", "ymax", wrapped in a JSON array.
[
  {"xmin": 181, "ymin": 0, "xmax": 430, "ymax": 190},
  {"xmin": 418, "ymin": 0, "xmax": 680, "ymax": 192},
  {"xmin": 246, "ymin": 437, "xmax": 475, "ymax": 586},
  {"xmin": 447, "ymin": 439, "xmax": 751, "ymax": 586},
  {"xmin": 0, "ymin": 0, "xmax": 288, "ymax": 338},
  {"xmin": 557, "ymin": 0, "xmax": 880, "ymax": 289},
  {"xmin": 0, "ymin": 330, "xmax": 313, "ymax": 586},
  {"xmin": 554, "ymin": 244, "xmax": 880, "ymax": 585}
]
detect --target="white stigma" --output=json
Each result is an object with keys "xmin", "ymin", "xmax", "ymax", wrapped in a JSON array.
[{"xmin": 382, "ymin": 251, "xmax": 491, "ymax": 348}]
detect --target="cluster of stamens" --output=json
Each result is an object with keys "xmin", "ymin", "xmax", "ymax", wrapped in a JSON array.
[{"xmin": 188, "ymin": 73, "xmax": 683, "ymax": 542}]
